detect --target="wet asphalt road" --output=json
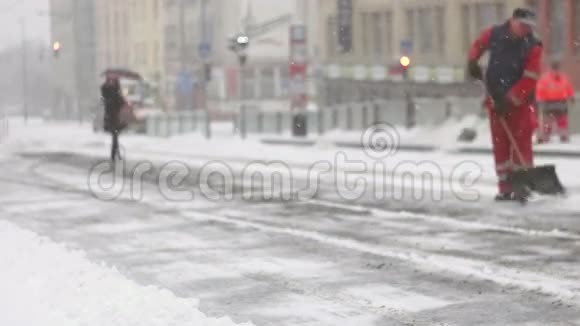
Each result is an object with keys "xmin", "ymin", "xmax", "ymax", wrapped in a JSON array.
[{"xmin": 1, "ymin": 150, "xmax": 580, "ymax": 326}]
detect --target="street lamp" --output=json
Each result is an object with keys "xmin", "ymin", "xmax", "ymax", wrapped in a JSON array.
[
  {"xmin": 399, "ymin": 55, "xmax": 415, "ymax": 129},
  {"xmin": 399, "ymin": 55, "xmax": 411, "ymax": 79},
  {"xmin": 228, "ymin": 33, "xmax": 250, "ymax": 139},
  {"xmin": 229, "ymin": 33, "xmax": 250, "ymax": 66},
  {"xmin": 52, "ymin": 41, "xmax": 61, "ymax": 58}
]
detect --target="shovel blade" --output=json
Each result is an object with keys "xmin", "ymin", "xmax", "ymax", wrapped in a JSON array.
[{"xmin": 511, "ymin": 165, "xmax": 566, "ymax": 196}]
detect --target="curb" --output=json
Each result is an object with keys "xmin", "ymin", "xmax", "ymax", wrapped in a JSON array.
[
  {"xmin": 261, "ymin": 138, "xmax": 580, "ymax": 159},
  {"xmin": 454, "ymin": 147, "xmax": 580, "ymax": 159}
]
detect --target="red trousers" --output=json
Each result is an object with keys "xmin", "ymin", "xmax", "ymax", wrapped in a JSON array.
[
  {"xmin": 536, "ymin": 111, "xmax": 568, "ymax": 142},
  {"xmin": 487, "ymin": 102, "xmax": 535, "ymax": 194}
]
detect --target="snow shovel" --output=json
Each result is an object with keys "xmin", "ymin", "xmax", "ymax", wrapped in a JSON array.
[{"xmin": 499, "ymin": 117, "xmax": 566, "ymax": 203}]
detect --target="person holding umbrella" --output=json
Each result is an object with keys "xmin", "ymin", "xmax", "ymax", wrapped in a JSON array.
[{"xmin": 100, "ymin": 76, "xmax": 127, "ymax": 162}]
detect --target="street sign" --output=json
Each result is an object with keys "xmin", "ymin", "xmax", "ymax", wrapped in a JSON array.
[
  {"xmin": 289, "ymin": 24, "xmax": 308, "ymax": 111},
  {"xmin": 198, "ymin": 42, "xmax": 212, "ymax": 59},
  {"xmin": 400, "ymin": 39, "xmax": 413, "ymax": 55},
  {"xmin": 178, "ymin": 71, "xmax": 194, "ymax": 94}
]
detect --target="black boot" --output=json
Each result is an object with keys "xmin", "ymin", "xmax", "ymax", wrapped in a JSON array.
[{"xmin": 494, "ymin": 192, "xmax": 516, "ymax": 201}]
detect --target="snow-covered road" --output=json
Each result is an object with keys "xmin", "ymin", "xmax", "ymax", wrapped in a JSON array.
[{"xmin": 2, "ymin": 120, "xmax": 580, "ymax": 325}]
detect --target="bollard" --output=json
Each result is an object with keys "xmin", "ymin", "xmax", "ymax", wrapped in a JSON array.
[
  {"xmin": 332, "ymin": 107, "xmax": 338, "ymax": 129},
  {"xmin": 233, "ymin": 112, "xmax": 238, "ymax": 135},
  {"xmin": 205, "ymin": 110, "xmax": 211, "ymax": 139},
  {"xmin": 405, "ymin": 91, "xmax": 416, "ymax": 129},
  {"xmin": 346, "ymin": 106, "xmax": 353, "ymax": 130},
  {"xmin": 240, "ymin": 104, "xmax": 247, "ymax": 139},
  {"xmin": 445, "ymin": 98, "xmax": 452, "ymax": 120},
  {"xmin": 362, "ymin": 104, "xmax": 368, "ymax": 128},
  {"xmin": 317, "ymin": 108, "xmax": 324, "ymax": 135},
  {"xmin": 373, "ymin": 102, "xmax": 380, "ymax": 125},
  {"xmin": 155, "ymin": 114, "xmax": 161, "ymax": 137},
  {"xmin": 178, "ymin": 114, "xmax": 184, "ymax": 134},
  {"xmin": 257, "ymin": 111, "xmax": 264, "ymax": 133},
  {"xmin": 276, "ymin": 112, "xmax": 282, "ymax": 135}
]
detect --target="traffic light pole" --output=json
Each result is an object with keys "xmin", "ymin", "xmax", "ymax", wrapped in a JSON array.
[
  {"xmin": 200, "ymin": 0, "xmax": 210, "ymax": 139},
  {"xmin": 403, "ymin": 69, "xmax": 415, "ymax": 129}
]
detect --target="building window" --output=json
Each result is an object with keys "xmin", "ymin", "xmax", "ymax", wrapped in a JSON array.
[
  {"xmin": 417, "ymin": 8, "xmax": 434, "ymax": 54},
  {"xmin": 280, "ymin": 67, "xmax": 289, "ymax": 97},
  {"xmin": 475, "ymin": 3, "xmax": 505, "ymax": 33},
  {"xmin": 361, "ymin": 13, "xmax": 370, "ymax": 57},
  {"xmin": 462, "ymin": 4, "xmax": 471, "ymax": 52},
  {"xmin": 371, "ymin": 12, "xmax": 384, "ymax": 57},
  {"xmin": 435, "ymin": 6, "xmax": 445, "ymax": 55},
  {"xmin": 406, "ymin": 9, "xmax": 415, "ymax": 42},
  {"xmin": 260, "ymin": 67, "xmax": 275, "ymax": 99},
  {"xmin": 154, "ymin": 41, "xmax": 160, "ymax": 66},
  {"xmin": 153, "ymin": 0, "xmax": 159, "ymax": 20},
  {"xmin": 574, "ymin": 0, "xmax": 580, "ymax": 55},
  {"xmin": 526, "ymin": 0, "xmax": 539, "ymax": 12},
  {"xmin": 326, "ymin": 16, "xmax": 338, "ymax": 56},
  {"xmin": 548, "ymin": 0, "xmax": 565, "ymax": 54},
  {"xmin": 385, "ymin": 11, "xmax": 393, "ymax": 55}
]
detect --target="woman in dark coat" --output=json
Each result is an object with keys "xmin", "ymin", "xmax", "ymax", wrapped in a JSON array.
[{"xmin": 101, "ymin": 77, "xmax": 126, "ymax": 161}]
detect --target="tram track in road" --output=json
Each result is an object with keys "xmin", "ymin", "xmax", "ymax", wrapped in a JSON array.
[
  {"xmin": 176, "ymin": 209, "xmax": 580, "ymax": 308},
  {"xmin": 7, "ymin": 150, "xmax": 580, "ymax": 250},
  {"xmin": 3, "ymin": 152, "xmax": 580, "ymax": 319}
]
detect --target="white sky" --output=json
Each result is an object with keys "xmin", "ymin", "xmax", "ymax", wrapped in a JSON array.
[{"xmin": 0, "ymin": 0, "xmax": 49, "ymax": 49}]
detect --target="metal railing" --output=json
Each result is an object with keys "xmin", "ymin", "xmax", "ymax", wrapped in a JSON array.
[
  {"xmin": 141, "ymin": 97, "xmax": 483, "ymax": 139},
  {"xmin": 144, "ymin": 111, "xmax": 211, "ymax": 138},
  {"xmin": 234, "ymin": 97, "xmax": 483, "ymax": 136}
]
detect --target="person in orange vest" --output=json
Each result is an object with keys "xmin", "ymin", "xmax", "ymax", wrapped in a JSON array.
[{"xmin": 535, "ymin": 60, "xmax": 575, "ymax": 143}]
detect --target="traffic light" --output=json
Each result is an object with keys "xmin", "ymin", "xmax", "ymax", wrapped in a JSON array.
[
  {"xmin": 52, "ymin": 41, "xmax": 61, "ymax": 58},
  {"xmin": 399, "ymin": 55, "xmax": 411, "ymax": 79}
]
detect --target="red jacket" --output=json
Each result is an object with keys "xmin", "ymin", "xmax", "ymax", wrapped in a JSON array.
[{"xmin": 469, "ymin": 26, "xmax": 543, "ymax": 109}]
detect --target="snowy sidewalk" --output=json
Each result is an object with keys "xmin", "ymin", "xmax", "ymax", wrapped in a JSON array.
[
  {"xmin": 260, "ymin": 115, "xmax": 580, "ymax": 158},
  {"xmin": 0, "ymin": 220, "xmax": 254, "ymax": 326}
]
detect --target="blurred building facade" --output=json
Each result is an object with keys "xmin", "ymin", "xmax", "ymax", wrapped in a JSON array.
[
  {"xmin": 316, "ymin": 0, "xmax": 530, "ymax": 103},
  {"xmin": 163, "ymin": 0, "xmax": 205, "ymax": 111},
  {"xmin": 49, "ymin": 0, "xmax": 578, "ymax": 112},
  {"xmin": 49, "ymin": 0, "xmax": 98, "ymax": 120},
  {"xmin": 527, "ymin": 0, "xmax": 580, "ymax": 88},
  {"xmin": 128, "ymin": 0, "xmax": 164, "ymax": 85},
  {"xmin": 161, "ymin": 0, "xmax": 320, "ymax": 114},
  {"xmin": 94, "ymin": 0, "xmax": 131, "ymax": 74}
]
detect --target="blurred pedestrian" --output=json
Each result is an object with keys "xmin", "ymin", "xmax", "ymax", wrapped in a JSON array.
[
  {"xmin": 467, "ymin": 8, "xmax": 542, "ymax": 201},
  {"xmin": 101, "ymin": 76, "xmax": 127, "ymax": 161},
  {"xmin": 535, "ymin": 59, "xmax": 575, "ymax": 143}
]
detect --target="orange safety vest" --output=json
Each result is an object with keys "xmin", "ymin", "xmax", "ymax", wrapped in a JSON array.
[{"xmin": 536, "ymin": 71, "xmax": 574, "ymax": 102}]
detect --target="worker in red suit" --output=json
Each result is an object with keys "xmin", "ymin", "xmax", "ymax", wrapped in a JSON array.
[
  {"xmin": 535, "ymin": 59, "xmax": 575, "ymax": 143},
  {"xmin": 467, "ymin": 8, "xmax": 543, "ymax": 201}
]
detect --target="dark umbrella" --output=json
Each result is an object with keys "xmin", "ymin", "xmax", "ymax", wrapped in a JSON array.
[{"xmin": 101, "ymin": 68, "xmax": 143, "ymax": 81}]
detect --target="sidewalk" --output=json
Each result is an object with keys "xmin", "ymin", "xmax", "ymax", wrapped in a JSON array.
[{"xmin": 260, "ymin": 115, "xmax": 580, "ymax": 159}]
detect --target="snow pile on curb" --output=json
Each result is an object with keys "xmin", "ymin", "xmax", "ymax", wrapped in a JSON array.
[{"xmin": 0, "ymin": 221, "xmax": 254, "ymax": 326}]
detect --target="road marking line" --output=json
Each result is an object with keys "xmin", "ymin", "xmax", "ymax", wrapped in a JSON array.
[{"xmin": 181, "ymin": 210, "xmax": 580, "ymax": 306}]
